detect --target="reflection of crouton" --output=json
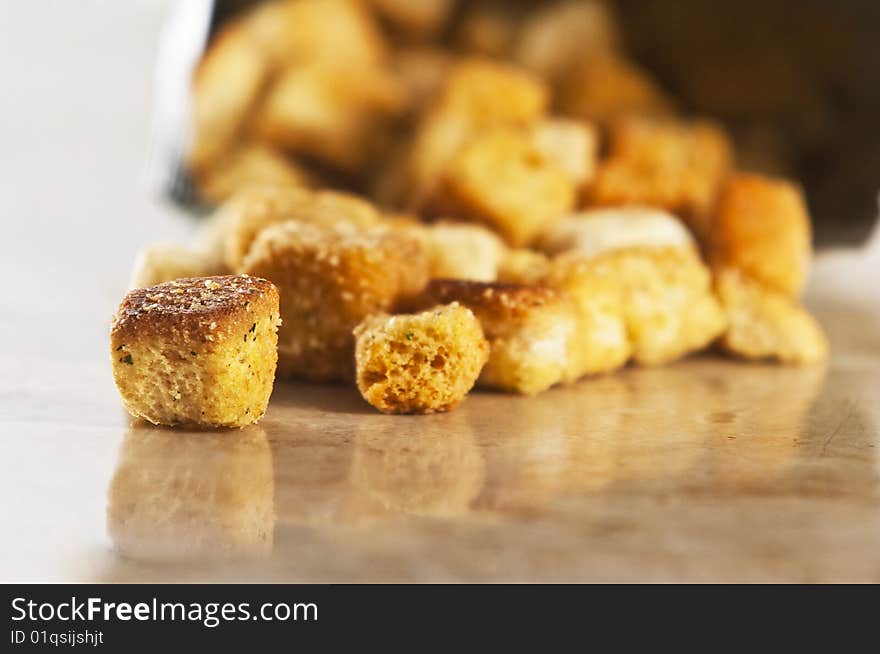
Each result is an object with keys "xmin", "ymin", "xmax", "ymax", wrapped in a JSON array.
[
  {"xmin": 255, "ymin": 62, "xmax": 407, "ymax": 173},
  {"xmin": 417, "ymin": 280, "xmax": 580, "ymax": 395},
  {"xmin": 709, "ymin": 173, "xmax": 812, "ymax": 298},
  {"xmin": 590, "ymin": 117, "xmax": 732, "ymax": 240},
  {"xmin": 214, "ymin": 186, "xmax": 382, "ymax": 270},
  {"xmin": 514, "ymin": 0, "xmax": 619, "ymax": 82},
  {"xmin": 715, "ymin": 268, "xmax": 828, "ymax": 364},
  {"xmin": 110, "ymin": 275, "xmax": 281, "ymax": 427},
  {"xmin": 354, "ymin": 303, "xmax": 489, "ymax": 414},
  {"xmin": 496, "ymin": 248, "xmax": 550, "ymax": 285},
  {"xmin": 193, "ymin": 143, "xmax": 314, "ymax": 206},
  {"xmin": 247, "ymin": 0, "xmax": 387, "ymax": 67},
  {"xmin": 556, "ymin": 53, "xmax": 673, "ymax": 126},
  {"xmin": 530, "ymin": 117, "xmax": 598, "ymax": 190},
  {"xmin": 538, "ymin": 207, "xmax": 693, "ymax": 257},
  {"xmin": 187, "ymin": 23, "xmax": 269, "ymax": 171},
  {"xmin": 107, "ymin": 426, "xmax": 274, "ymax": 562},
  {"xmin": 243, "ymin": 221, "xmax": 427, "ymax": 382},
  {"xmin": 129, "ymin": 244, "xmax": 228, "ymax": 290},
  {"xmin": 430, "ymin": 126, "xmax": 576, "ymax": 246}
]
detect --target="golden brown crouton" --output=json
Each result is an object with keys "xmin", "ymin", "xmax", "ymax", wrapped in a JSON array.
[
  {"xmin": 406, "ymin": 59, "xmax": 550, "ymax": 207},
  {"xmin": 589, "ymin": 117, "xmax": 733, "ymax": 240},
  {"xmin": 247, "ymin": 0, "xmax": 387, "ymax": 67},
  {"xmin": 187, "ymin": 22, "xmax": 269, "ymax": 171},
  {"xmin": 514, "ymin": 0, "xmax": 619, "ymax": 82},
  {"xmin": 416, "ymin": 280, "xmax": 580, "ymax": 395},
  {"xmin": 555, "ymin": 53, "xmax": 674, "ymax": 126},
  {"xmin": 495, "ymin": 248, "xmax": 551, "ymax": 285},
  {"xmin": 564, "ymin": 247, "xmax": 728, "ymax": 366},
  {"xmin": 709, "ymin": 173, "xmax": 812, "ymax": 297},
  {"xmin": 255, "ymin": 62, "xmax": 408, "ymax": 173},
  {"xmin": 537, "ymin": 207, "xmax": 694, "ymax": 257},
  {"xmin": 107, "ymin": 426, "xmax": 274, "ymax": 562},
  {"xmin": 715, "ymin": 268, "xmax": 828, "ymax": 364},
  {"xmin": 214, "ymin": 186, "xmax": 383, "ymax": 271},
  {"xmin": 128, "ymin": 244, "xmax": 228, "ymax": 290},
  {"xmin": 529, "ymin": 117, "xmax": 598, "ymax": 190},
  {"xmin": 110, "ymin": 275, "xmax": 281, "ymax": 428},
  {"xmin": 419, "ymin": 221, "xmax": 507, "ymax": 282},
  {"xmin": 193, "ymin": 143, "xmax": 314, "ymax": 206},
  {"xmin": 367, "ymin": 0, "xmax": 454, "ymax": 39},
  {"xmin": 354, "ymin": 303, "xmax": 489, "ymax": 414},
  {"xmin": 242, "ymin": 221, "xmax": 428, "ymax": 382},
  {"xmin": 430, "ymin": 126, "xmax": 576, "ymax": 246}
]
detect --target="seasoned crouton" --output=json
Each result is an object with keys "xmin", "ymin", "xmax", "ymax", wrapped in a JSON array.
[
  {"xmin": 242, "ymin": 221, "xmax": 428, "ymax": 382},
  {"xmin": 128, "ymin": 244, "xmax": 228, "ymax": 290},
  {"xmin": 529, "ymin": 117, "xmax": 599, "ymax": 190},
  {"xmin": 255, "ymin": 62, "xmax": 408, "ymax": 173},
  {"xmin": 367, "ymin": 0, "xmax": 454, "ymax": 39},
  {"xmin": 407, "ymin": 59, "xmax": 549, "ymax": 207},
  {"xmin": 214, "ymin": 186, "xmax": 382, "ymax": 271},
  {"xmin": 429, "ymin": 126, "xmax": 576, "ymax": 246},
  {"xmin": 590, "ymin": 117, "xmax": 733, "ymax": 240},
  {"xmin": 107, "ymin": 426, "xmax": 274, "ymax": 562},
  {"xmin": 420, "ymin": 221, "xmax": 507, "ymax": 282},
  {"xmin": 563, "ymin": 247, "xmax": 728, "ymax": 365},
  {"xmin": 187, "ymin": 22, "xmax": 269, "ymax": 171},
  {"xmin": 715, "ymin": 268, "xmax": 828, "ymax": 364},
  {"xmin": 709, "ymin": 173, "xmax": 812, "ymax": 297},
  {"xmin": 555, "ymin": 53, "xmax": 674, "ymax": 126},
  {"xmin": 514, "ymin": 0, "xmax": 619, "ymax": 82},
  {"xmin": 110, "ymin": 275, "xmax": 281, "ymax": 428},
  {"xmin": 193, "ymin": 143, "xmax": 314, "ymax": 206},
  {"xmin": 354, "ymin": 303, "xmax": 489, "ymax": 414},
  {"xmin": 247, "ymin": 0, "xmax": 387, "ymax": 67},
  {"xmin": 417, "ymin": 280, "xmax": 580, "ymax": 395},
  {"xmin": 537, "ymin": 207, "xmax": 694, "ymax": 257}
]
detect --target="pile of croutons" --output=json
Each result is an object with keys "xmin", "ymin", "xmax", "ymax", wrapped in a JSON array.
[{"xmin": 115, "ymin": 0, "xmax": 827, "ymax": 425}]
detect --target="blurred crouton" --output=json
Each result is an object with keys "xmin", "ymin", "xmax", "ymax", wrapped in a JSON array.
[
  {"xmin": 590, "ymin": 116, "xmax": 733, "ymax": 240},
  {"xmin": 454, "ymin": 2, "xmax": 523, "ymax": 58},
  {"xmin": 428, "ymin": 126, "xmax": 576, "ymax": 246},
  {"xmin": 538, "ymin": 207, "xmax": 693, "ymax": 257},
  {"xmin": 354, "ymin": 303, "xmax": 489, "ymax": 414},
  {"xmin": 715, "ymin": 268, "xmax": 828, "ymax": 364},
  {"xmin": 187, "ymin": 22, "xmax": 269, "ymax": 171},
  {"xmin": 418, "ymin": 222, "xmax": 507, "ymax": 282},
  {"xmin": 129, "ymin": 244, "xmax": 228, "ymax": 290},
  {"xmin": 496, "ymin": 248, "xmax": 551, "ymax": 285},
  {"xmin": 417, "ymin": 280, "xmax": 580, "ymax": 395},
  {"xmin": 242, "ymin": 221, "xmax": 428, "ymax": 382},
  {"xmin": 193, "ymin": 143, "xmax": 314, "ymax": 206},
  {"xmin": 367, "ymin": 0, "xmax": 455, "ymax": 40},
  {"xmin": 529, "ymin": 117, "xmax": 599, "ymax": 190},
  {"xmin": 392, "ymin": 47, "xmax": 455, "ymax": 113},
  {"xmin": 255, "ymin": 62, "xmax": 408, "ymax": 173},
  {"xmin": 709, "ymin": 173, "xmax": 812, "ymax": 297}
]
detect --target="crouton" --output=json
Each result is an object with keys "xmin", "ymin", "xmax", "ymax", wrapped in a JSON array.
[
  {"xmin": 537, "ymin": 207, "xmax": 694, "ymax": 257},
  {"xmin": 214, "ymin": 186, "xmax": 383, "ymax": 271},
  {"xmin": 590, "ymin": 117, "xmax": 733, "ymax": 240},
  {"xmin": 495, "ymin": 248, "xmax": 551, "ymax": 285},
  {"xmin": 709, "ymin": 173, "xmax": 812, "ymax": 297},
  {"xmin": 407, "ymin": 59, "xmax": 549, "ymax": 207},
  {"xmin": 107, "ymin": 426, "xmax": 274, "ymax": 562},
  {"xmin": 247, "ymin": 0, "xmax": 387, "ymax": 67},
  {"xmin": 430, "ymin": 126, "xmax": 576, "ymax": 246},
  {"xmin": 367, "ymin": 0, "xmax": 454, "ymax": 39},
  {"xmin": 715, "ymin": 268, "xmax": 828, "ymax": 364},
  {"xmin": 454, "ymin": 2, "xmax": 522, "ymax": 58},
  {"xmin": 353, "ymin": 303, "xmax": 489, "ymax": 414},
  {"xmin": 128, "ymin": 244, "xmax": 228, "ymax": 290},
  {"xmin": 392, "ymin": 47, "xmax": 454, "ymax": 112},
  {"xmin": 555, "ymin": 53, "xmax": 674, "ymax": 126},
  {"xmin": 110, "ymin": 275, "xmax": 281, "ymax": 428},
  {"xmin": 420, "ymin": 221, "xmax": 507, "ymax": 282},
  {"xmin": 529, "ymin": 117, "xmax": 599, "ymax": 190},
  {"xmin": 417, "ymin": 280, "xmax": 580, "ymax": 395},
  {"xmin": 242, "ymin": 221, "xmax": 428, "ymax": 382},
  {"xmin": 187, "ymin": 22, "xmax": 269, "ymax": 171},
  {"xmin": 563, "ymin": 247, "xmax": 728, "ymax": 366},
  {"xmin": 255, "ymin": 62, "xmax": 408, "ymax": 173},
  {"xmin": 514, "ymin": 0, "xmax": 619, "ymax": 82},
  {"xmin": 193, "ymin": 143, "xmax": 314, "ymax": 206}
]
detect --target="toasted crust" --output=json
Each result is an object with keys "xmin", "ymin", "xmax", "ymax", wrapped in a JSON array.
[
  {"xmin": 354, "ymin": 303, "xmax": 489, "ymax": 414},
  {"xmin": 715, "ymin": 268, "xmax": 828, "ymax": 364},
  {"xmin": 415, "ymin": 280, "xmax": 579, "ymax": 394},
  {"xmin": 709, "ymin": 173, "xmax": 812, "ymax": 298},
  {"xmin": 242, "ymin": 221, "xmax": 428, "ymax": 382},
  {"xmin": 110, "ymin": 275, "xmax": 281, "ymax": 428}
]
